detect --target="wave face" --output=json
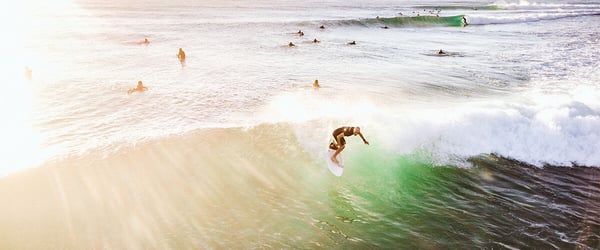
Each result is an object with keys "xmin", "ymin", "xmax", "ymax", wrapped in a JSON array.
[
  {"xmin": 377, "ymin": 15, "xmax": 465, "ymax": 27},
  {"xmin": 0, "ymin": 123, "xmax": 598, "ymax": 248},
  {"xmin": 327, "ymin": 15, "xmax": 466, "ymax": 27}
]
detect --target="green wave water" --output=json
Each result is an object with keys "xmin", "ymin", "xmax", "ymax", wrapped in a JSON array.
[
  {"xmin": 328, "ymin": 15, "xmax": 467, "ymax": 27},
  {"xmin": 375, "ymin": 15, "xmax": 466, "ymax": 27}
]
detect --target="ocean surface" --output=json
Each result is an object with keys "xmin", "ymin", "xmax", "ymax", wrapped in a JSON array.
[{"xmin": 1, "ymin": 0, "xmax": 599, "ymax": 248}]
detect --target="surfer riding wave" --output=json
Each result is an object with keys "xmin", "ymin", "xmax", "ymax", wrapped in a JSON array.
[{"xmin": 329, "ymin": 126, "xmax": 369, "ymax": 165}]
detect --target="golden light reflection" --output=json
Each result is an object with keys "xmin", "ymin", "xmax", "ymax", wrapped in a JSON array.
[{"xmin": 0, "ymin": 0, "xmax": 79, "ymax": 174}]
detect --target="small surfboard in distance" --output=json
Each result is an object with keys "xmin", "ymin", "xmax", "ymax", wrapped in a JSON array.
[{"xmin": 326, "ymin": 149, "xmax": 344, "ymax": 176}]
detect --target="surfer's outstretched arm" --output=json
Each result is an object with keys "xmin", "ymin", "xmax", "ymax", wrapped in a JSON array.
[{"xmin": 357, "ymin": 132, "xmax": 369, "ymax": 145}]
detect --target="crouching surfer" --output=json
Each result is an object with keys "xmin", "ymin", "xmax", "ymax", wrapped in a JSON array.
[{"xmin": 329, "ymin": 126, "xmax": 369, "ymax": 165}]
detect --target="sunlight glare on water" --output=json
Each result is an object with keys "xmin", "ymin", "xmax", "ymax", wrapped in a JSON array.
[{"xmin": 0, "ymin": 0, "xmax": 84, "ymax": 174}]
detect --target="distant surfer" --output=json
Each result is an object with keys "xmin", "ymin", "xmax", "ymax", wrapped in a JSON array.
[
  {"xmin": 462, "ymin": 16, "xmax": 468, "ymax": 26},
  {"xmin": 347, "ymin": 40, "xmax": 356, "ymax": 45},
  {"xmin": 177, "ymin": 48, "xmax": 186, "ymax": 61},
  {"xmin": 329, "ymin": 126, "xmax": 369, "ymax": 165},
  {"xmin": 128, "ymin": 80, "xmax": 147, "ymax": 94},
  {"xmin": 313, "ymin": 38, "xmax": 320, "ymax": 43},
  {"xmin": 319, "ymin": 25, "xmax": 325, "ymax": 29},
  {"xmin": 143, "ymin": 38, "xmax": 149, "ymax": 44},
  {"xmin": 313, "ymin": 79, "xmax": 320, "ymax": 88},
  {"xmin": 288, "ymin": 42, "xmax": 295, "ymax": 47},
  {"xmin": 438, "ymin": 49, "xmax": 447, "ymax": 55}
]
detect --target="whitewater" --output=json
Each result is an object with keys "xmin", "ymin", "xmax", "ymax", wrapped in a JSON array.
[{"xmin": 0, "ymin": 0, "xmax": 599, "ymax": 248}]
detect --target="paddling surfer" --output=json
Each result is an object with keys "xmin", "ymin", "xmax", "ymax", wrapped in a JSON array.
[
  {"xmin": 329, "ymin": 126, "xmax": 369, "ymax": 165},
  {"xmin": 128, "ymin": 80, "xmax": 147, "ymax": 94}
]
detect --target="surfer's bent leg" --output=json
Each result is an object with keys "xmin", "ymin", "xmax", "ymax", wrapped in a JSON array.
[
  {"xmin": 331, "ymin": 137, "xmax": 345, "ymax": 164},
  {"xmin": 332, "ymin": 145, "xmax": 344, "ymax": 164}
]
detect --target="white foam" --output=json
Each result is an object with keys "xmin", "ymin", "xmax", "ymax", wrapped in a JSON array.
[
  {"xmin": 493, "ymin": 0, "xmax": 600, "ymax": 10},
  {"xmin": 375, "ymin": 86, "xmax": 600, "ymax": 167},
  {"xmin": 467, "ymin": 1, "xmax": 600, "ymax": 26},
  {"xmin": 468, "ymin": 11, "xmax": 600, "ymax": 26},
  {"xmin": 265, "ymin": 84, "xmax": 600, "ymax": 167}
]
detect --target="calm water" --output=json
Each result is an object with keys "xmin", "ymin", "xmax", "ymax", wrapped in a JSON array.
[{"xmin": 1, "ymin": 0, "xmax": 599, "ymax": 248}]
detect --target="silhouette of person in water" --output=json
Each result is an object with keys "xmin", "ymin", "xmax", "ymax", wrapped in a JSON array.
[
  {"xmin": 288, "ymin": 42, "xmax": 295, "ymax": 47},
  {"xmin": 319, "ymin": 25, "xmax": 325, "ymax": 29},
  {"xmin": 128, "ymin": 80, "xmax": 148, "ymax": 94},
  {"xmin": 313, "ymin": 79, "xmax": 320, "ymax": 88},
  {"xmin": 177, "ymin": 48, "xmax": 186, "ymax": 61},
  {"xmin": 329, "ymin": 126, "xmax": 369, "ymax": 165},
  {"xmin": 462, "ymin": 16, "xmax": 468, "ymax": 26},
  {"xmin": 143, "ymin": 38, "xmax": 149, "ymax": 44},
  {"xmin": 438, "ymin": 49, "xmax": 446, "ymax": 55},
  {"xmin": 313, "ymin": 38, "xmax": 320, "ymax": 43},
  {"xmin": 347, "ymin": 41, "xmax": 356, "ymax": 45}
]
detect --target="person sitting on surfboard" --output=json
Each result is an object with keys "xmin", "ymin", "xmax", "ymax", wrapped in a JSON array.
[
  {"xmin": 330, "ymin": 126, "xmax": 369, "ymax": 165},
  {"xmin": 128, "ymin": 80, "xmax": 147, "ymax": 94}
]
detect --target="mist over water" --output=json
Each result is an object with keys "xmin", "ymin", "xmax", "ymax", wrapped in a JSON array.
[{"xmin": 1, "ymin": 0, "xmax": 600, "ymax": 248}]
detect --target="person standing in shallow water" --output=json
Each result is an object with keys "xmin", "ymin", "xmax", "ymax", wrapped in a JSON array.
[
  {"xmin": 330, "ymin": 126, "xmax": 369, "ymax": 165},
  {"xmin": 313, "ymin": 79, "xmax": 320, "ymax": 88},
  {"xmin": 177, "ymin": 48, "xmax": 186, "ymax": 61}
]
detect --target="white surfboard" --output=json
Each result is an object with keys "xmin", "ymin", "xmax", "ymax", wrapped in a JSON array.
[{"xmin": 326, "ymin": 149, "xmax": 344, "ymax": 176}]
